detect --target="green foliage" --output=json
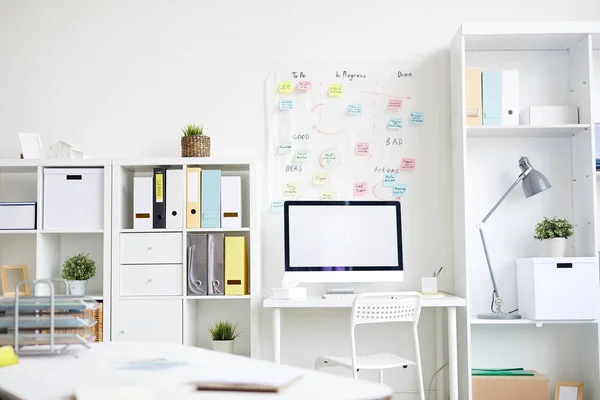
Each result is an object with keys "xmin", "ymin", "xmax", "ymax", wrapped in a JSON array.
[
  {"xmin": 181, "ymin": 123, "xmax": 204, "ymax": 137},
  {"xmin": 533, "ymin": 217, "xmax": 574, "ymax": 240},
  {"xmin": 209, "ymin": 320, "xmax": 240, "ymax": 341},
  {"xmin": 60, "ymin": 252, "xmax": 96, "ymax": 281}
]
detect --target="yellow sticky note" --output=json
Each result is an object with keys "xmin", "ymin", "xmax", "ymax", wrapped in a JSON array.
[
  {"xmin": 278, "ymin": 81, "xmax": 293, "ymax": 94},
  {"xmin": 321, "ymin": 192, "xmax": 335, "ymax": 200},
  {"xmin": 313, "ymin": 173, "xmax": 328, "ymax": 186},
  {"xmin": 328, "ymin": 84, "xmax": 343, "ymax": 97},
  {"xmin": 0, "ymin": 346, "xmax": 19, "ymax": 367},
  {"xmin": 284, "ymin": 183, "xmax": 298, "ymax": 197}
]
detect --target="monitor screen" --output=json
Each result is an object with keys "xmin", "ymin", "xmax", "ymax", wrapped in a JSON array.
[{"xmin": 284, "ymin": 201, "xmax": 403, "ymax": 272}]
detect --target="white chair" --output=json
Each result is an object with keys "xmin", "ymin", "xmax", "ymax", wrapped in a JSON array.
[{"xmin": 315, "ymin": 292, "xmax": 425, "ymax": 400}]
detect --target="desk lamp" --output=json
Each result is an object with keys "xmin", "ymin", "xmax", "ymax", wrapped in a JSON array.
[{"xmin": 477, "ymin": 156, "xmax": 551, "ymax": 320}]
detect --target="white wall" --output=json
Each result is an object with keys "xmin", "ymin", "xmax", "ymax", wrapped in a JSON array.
[{"xmin": 2, "ymin": 1, "xmax": 600, "ymax": 398}]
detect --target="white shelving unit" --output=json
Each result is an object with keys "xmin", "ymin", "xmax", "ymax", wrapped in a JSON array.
[
  {"xmin": 451, "ymin": 23, "xmax": 600, "ymax": 399},
  {"xmin": 111, "ymin": 158, "xmax": 261, "ymax": 357},
  {"xmin": 0, "ymin": 159, "xmax": 112, "ymax": 340}
]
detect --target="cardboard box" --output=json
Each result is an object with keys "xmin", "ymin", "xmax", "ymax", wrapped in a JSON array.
[{"xmin": 473, "ymin": 371, "xmax": 550, "ymax": 400}]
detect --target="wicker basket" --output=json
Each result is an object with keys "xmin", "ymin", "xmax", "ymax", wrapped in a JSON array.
[
  {"xmin": 181, "ymin": 135, "xmax": 210, "ymax": 157},
  {"xmin": 41, "ymin": 302, "xmax": 103, "ymax": 342}
]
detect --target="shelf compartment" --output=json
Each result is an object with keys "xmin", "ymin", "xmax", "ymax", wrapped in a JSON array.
[
  {"xmin": 467, "ymin": 124, "xmax": 590, "ymax": 138},
  {"xmin": 186, "ymin": 295, "xmax": 250, "ymax": 300},
  {"xmin": 471, "ymin": 317, "xmax": 597, "ymax": 326}
]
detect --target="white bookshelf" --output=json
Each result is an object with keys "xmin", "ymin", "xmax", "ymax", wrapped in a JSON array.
[
  {"xmin": 111, "ymin": 158, "xmax": 261, "ymax": 358},
  {"xmin": 451, "ymin": 23, "xmax": 600, "ymax": 399},
  {"xmin": 0, "ymin": 159, "xmax": 112, "ymax": 341}
]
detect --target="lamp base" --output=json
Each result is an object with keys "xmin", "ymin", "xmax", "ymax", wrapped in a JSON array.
[{"xmin": 477, "ymin": 312, "xmax": 522, "ymax": 320}]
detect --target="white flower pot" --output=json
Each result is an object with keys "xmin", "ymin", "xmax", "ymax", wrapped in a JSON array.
[
  {"xmin": 542, "ymin": 238, "xmax": 567, "ymax": 258},
  {"xmin": 212, "ymin": 340, "xmax": 234, "ymax": 354},
  {"xmin": 68, "ymin": 280, "xmax": 87, "ymax": 296}
]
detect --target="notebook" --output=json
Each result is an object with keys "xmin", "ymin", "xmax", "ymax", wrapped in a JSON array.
[{"xmin": 196, "ymin": 368, "xmax": 303, "ymax": 393}]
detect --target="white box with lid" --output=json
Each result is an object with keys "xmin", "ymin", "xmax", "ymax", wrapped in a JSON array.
[
  {"xmin": 516, "ymin": 257, "xmax": 599, "ymax": 320},
  {"xmin": 43, "ymin": 168, "xmax": 104, "ymax": 230}
]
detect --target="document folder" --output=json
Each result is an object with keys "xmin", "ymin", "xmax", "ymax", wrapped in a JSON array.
[
  {"xmin": 501, "ymin": 69, "xmax": 519, "ymax": 126},
  {"xmin": 201, "ymin": 170, "xmax": 221, "ymax": 228},
  {"xmin": 221, "ymin": 176, "xmax": 242, "ymax": 229},
  {"xmin": 187, "ymin": 234, "xmax": 209, "ymax": 295},
  {"xmin": 153, "ymin": 167, "xmax": 167, "ymax": 229},
  {"xmin": 208, "ymin": 233, "xmax": 225, "ymax": 295},
  {"xmin": 465, "ymin": 68, "xmax": 482, "ymax": 126},
  {"xmin": 166, "ymin": 169, "xmax": 183, "ymax": 229},
  {"xmin": 482, "ymin": 71, "xmax": 502, "ymax": 126},
  {"xmin": 133, "ymin": 177, "xmax": 153, "ymax": 230},
  {"xmin": 186, "ymin": 168, "xmax": 201, "ymax": 229},
  {"xmin": 225, "ymin": 236, "xmax": 247, "ymax": 295}
]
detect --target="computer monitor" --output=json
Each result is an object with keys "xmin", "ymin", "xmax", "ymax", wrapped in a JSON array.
[{"xmin": 284, "ymin": 200, "xmax": 404, "ymax": 283}]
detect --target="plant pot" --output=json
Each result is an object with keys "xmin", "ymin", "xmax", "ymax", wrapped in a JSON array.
[
  {"xmin": 212, "ymin": 340, "xmax": 234, "ymax": 354},
  {"xmin": 541, "ymin": 237, "xmax": 567, "ymax": 257},
  {"xmin": 181, "ymin": 136, "xmax": 210, "ymax": 157},
  {"xmin": 68, "ymin": 280, "xmax": 87, "ymax": 296}
]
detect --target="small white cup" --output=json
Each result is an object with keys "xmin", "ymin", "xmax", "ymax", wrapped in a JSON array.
[{"xmin": 421, "ymin": 277, "xmax": 438, "ymax": 293}]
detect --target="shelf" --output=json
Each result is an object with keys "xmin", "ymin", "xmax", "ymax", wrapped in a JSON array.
[
  {"xmin": 467, "ymin": 124, "xmax": 590, "ymax": 138},
  {"xmin": 41, "ymin": 229, "xmax": 104, "ymax": 234},
  {"xmin": 186, "ymin": 295, "xmax": 250, "ymax": 300},
  {"xmin": 120, "ymin": 228, "xmax": 183, "ymax": 233},
  {"xmin": 0, "ymin": 230, "xmax": 37, "ymax": 234},
  {"xmin": 86, "ymin": 294, "xmax": 103, "ymax": 300},
  {"xmin": 471, "ymin": 317, "xmax": 597, "ymax": 326},
  {"xmin": 186, "ymin": 228, "xmax": 250, "ymax": 233}
]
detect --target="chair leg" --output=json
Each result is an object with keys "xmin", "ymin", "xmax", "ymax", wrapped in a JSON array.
[
  {"xmin": 378, "ymin": 369, "xmax": 384, "ymax": 384},
  {"xmin": 414, "ymin": 328, "xmax": 426, "ymax": 400},
  {"xmin": 353, "ymin": 367, "xmax": 358, "ymax": 380}
]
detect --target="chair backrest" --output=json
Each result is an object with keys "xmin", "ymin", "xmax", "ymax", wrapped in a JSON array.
[{"xmin": 351, "ymin": 292, "xmax": 422, "ymax": 327}]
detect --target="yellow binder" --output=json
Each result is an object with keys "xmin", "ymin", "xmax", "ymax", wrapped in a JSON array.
[
  {"xmin": 225, "ymin": 236, "xmax": 247, "ymax": 295},
  {"xmin": 466, "ymin": 68, "xmax": 483, "ymax": 126},
  {"xmin": 186, "ymin": 168, "xmax": 201, "ymax": 228}
]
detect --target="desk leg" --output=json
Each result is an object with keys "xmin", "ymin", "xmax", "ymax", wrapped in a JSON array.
[
  {"xmin": 273, "ymin": 308, "xmax": 281, "ymax": 364},
  {"xmin": 436, "ymin": 308, "xmax": 445, "ymax": 400},
  {"xmin": 447, "ymin": 307, "xmax": 458, "ymax": 400}
]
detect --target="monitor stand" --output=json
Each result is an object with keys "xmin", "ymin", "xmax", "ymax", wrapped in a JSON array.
[{"xmin": 325, "ymin": 288, "xmax": 356, "ymax": 295}]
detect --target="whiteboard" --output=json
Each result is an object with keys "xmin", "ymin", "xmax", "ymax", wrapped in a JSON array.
[{"xmin": 265, "ymin": 60, "xmax": 443, "ymax": 211}]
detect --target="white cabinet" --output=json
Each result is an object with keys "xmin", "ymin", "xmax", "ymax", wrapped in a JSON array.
[
  {"xmin": 120, "ymin": 264, "xmax": 183, "ymax": 296},
  {"xmin": 112, "ymin": 299, "xmax": 183, "ymax": 344},
  {"xmin": 120, "ymin": 233, "xmax": 182, "ymax": 264}
]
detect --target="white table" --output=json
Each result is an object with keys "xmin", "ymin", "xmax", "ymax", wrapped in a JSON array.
[
  {"xmin": 0, "ymin": 342, "xmax": 393, "ymax": 400},
  {"xmin": 263, "ymin": 294, "xmax": 466, "ymax": 400}
]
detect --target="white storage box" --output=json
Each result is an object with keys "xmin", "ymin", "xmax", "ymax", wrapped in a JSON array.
[
  {"xmin": 516, "ymin": 257, "xmax": 599, "ymax": 320},
  {"xmin": 0, "ymin": 202, "xmax": 36, "ymax": 230},
  {"xmin": 519, "ymin": 105, "xmax": 579, "ymax": 125},
  {"xmin": 43, "ymin": 168, "xmax": 104, "ymax": 230}
]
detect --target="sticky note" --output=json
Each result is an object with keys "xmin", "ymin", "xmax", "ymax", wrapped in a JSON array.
[
  {"xmin": 284, "ymin": 183, "xmax": 298, "ymax": 197},
  {"xmin": 388, "ymin": 118, "xmax": 403, "ymax": 130},
  {"xmin": 321, "ymin": 192, "xmax": 335, "ymax": 200},
  {"xmin": 410, "ymin": 112, "xmax": 424, "ymax": 124},
  {"xmin": 328, "ymin": 84, "xmax": 343, "ymax": 97},
  {"xmin": 354, "ymin": 182, "xmax": 367, "ymax": 197},
  {"xmin": 298, "ymin": 81, "xmax": 312, "ymax": 91},
  {"xmin": 313, "ymin": 173, "xmax": 328, "ymax": 186},
  {"xmin": 278, "ymin": 142, "xmax": 292, "ymax": 155},
  {"xmin": 295, "ymin": 150, "xmax": 308, "ymax": 163},
  {"xmin": 320, "ymin": 150, "xmax": 339, "ymax": 169},
  {"xmin": 393, "ymin": 184, "xmax": 407, "ymax": 197},
  {"xmin": 401, "ymin": 158, "xmax": 416, "ymax": 170},
  {"xmin": 388, "ymin": 99, "xmax": 403, "ymax": 110},
  {"xmin": 280, "ymin": 100, "xmax": 293, "ymax": 110},
  {"xmin": 355, "ymin": 142, "xmax": 369, "ymax": 156},
  {"xmin": 278, "ymin": 81, "xmax": 293, "ymax": 93},
  {"xmin": 347, "ymin": 104, "xmax": 362, "ymax": 115},
  {"xmin": 383, "ymin": 173, "xmax": 397, "ymax": 187},
  {"xmin": 271, "ymin": 200, "xmax": 284, "ymax": 212}
]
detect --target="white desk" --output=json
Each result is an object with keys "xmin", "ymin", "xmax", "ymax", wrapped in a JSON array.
[
  {"xmin": 0, "ymin": 342, "xmax": 392, "ymax": 400},
  {"xmin": 263, "ymin": 294, "xmax": 466, "ymax": 400}
]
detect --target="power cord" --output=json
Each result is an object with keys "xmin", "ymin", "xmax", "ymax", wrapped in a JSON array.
[{"xmin": 427, "ymin": 362, "xmax": 449, "ymax": 400}]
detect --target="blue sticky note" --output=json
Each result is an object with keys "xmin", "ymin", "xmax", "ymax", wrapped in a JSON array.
[
  {"xmin": 388, "ymin": 118, "xmax": 403, "ymax": 130},
  {"xmin": 383, "ymin": 173, "xmax": 397, "ymax": 187},
  {"xmin": 393, "ymin": 184, "xmax": 407, "ymax": 197},
  {"xmin": 280, "ymin": 100, "xmax": 293, "ymax": 110},
  {"xmin": 347, "ymin": 104, "xmax": 362, "ymax": 115},
  {"xmin": 272, "ymin": 200, "xmax": 284, "ymax": 212},
  {"xmin": 410, "ymin": 112, "xmax": 424, "ymax": 124}
]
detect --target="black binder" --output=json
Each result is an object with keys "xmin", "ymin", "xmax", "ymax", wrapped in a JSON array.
[{"xmin": 153, "ymin": 167, "xmax": 167, "ymax": 229}]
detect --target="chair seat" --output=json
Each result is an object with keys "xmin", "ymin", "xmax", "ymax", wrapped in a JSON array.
[{"xmin": 317, "ymin": 352, "xmax": 415, "ymax": 370}]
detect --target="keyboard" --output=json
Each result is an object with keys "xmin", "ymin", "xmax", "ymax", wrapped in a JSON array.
[{"xmin": 322, "ymin": 293, "xmax": 358, "ymax": 300}]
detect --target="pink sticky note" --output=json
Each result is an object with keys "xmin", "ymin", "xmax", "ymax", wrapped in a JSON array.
[
  {"xmin": 388, "ymin": 99, "xmax": 403, "ymax": 110},
  {"xmin": 401, "ymin": 158, "xmax": 416, "ymax": 170},
  {"xmin": 298, "ymin": 81, "xmax": 312, "ymax": 91},
  {"xmin": 355, "ymin": 142, "xmax": 369, "ymax": 156},
  {"xmin": 354, "ymin": 182, "xmax": 367, "ymax": 197}
]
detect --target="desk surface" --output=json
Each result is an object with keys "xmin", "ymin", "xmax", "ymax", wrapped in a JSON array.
[
  {"xmin": 263, "ymin": 294, "xmax": 466, "ymax": 308},
  {"xmin": 0, "ymin": 342, "xmax": 392, "ymax": 400}
]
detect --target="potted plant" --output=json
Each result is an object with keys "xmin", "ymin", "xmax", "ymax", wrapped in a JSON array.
[
  {"xmin": 209, "ymin": 320, "xmax": 240, "ymax": 354},
  {"xmin": 533, "ymin": 216, "xmax": 574, "ymax": 257},
  {"xmin": 181, "ymin": 123, "xmax": 210, "ymax": 157},
  {"xmin": 60, "ymin": 252, "xmax": 96, "ymax": 296}
]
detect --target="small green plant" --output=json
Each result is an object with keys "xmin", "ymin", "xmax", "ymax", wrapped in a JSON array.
[
  {"xmin": 181, "ymin": 123, "xmax": 204, "ymax": 137},
  {"xmin": 60, "ymin": 252, "xmax": 96, "ymax": 281},
  {"xmin": 209, "ymin": 320, "xmax": 240, "ymax": 341},
  {"xmin": 533, "ymin": 217, "xmax": 574, "ymax": 240}
]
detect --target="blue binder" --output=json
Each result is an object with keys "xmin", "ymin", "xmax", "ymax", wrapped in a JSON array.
[
  {"xmin": 201, "ymin": 170, "xmax": 221, "ymax": 228},
  {"xmin": 482, "ymin": 71, "xmax": 502, "ymax": 126}
]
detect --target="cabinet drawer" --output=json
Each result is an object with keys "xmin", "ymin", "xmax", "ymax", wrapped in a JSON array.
[
  {"xmin": 120, "ymin": 264, "xmax": 183, "ymax": 296},
  {"xmin": 120, "ymin": 233, "xmax": 182, "ymax": 264},
  {"xmin": 112, "ymin": 299, "xmax": 182, "ymax": 344}
]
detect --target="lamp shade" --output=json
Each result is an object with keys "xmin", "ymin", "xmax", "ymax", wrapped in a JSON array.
[{"xmin": 519, "ymin": 157, "xmax": 551, "ymax": 198}]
